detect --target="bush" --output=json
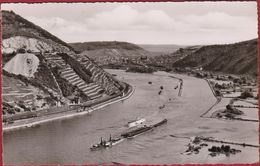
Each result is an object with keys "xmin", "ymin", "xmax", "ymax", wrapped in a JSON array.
[
  {"xmin": 225, "ymin": 106, "xmax": 243, "ymax": 115},
  {"xmin": 126, "ymin": 66, "xmax": 155, "ymax": 73},
  {"xmin": 195, "ymin": 72, "xmax": 204, "ymax": 78},
  {"xmin": 239, "ymin": 91, "xmax": 254, "ymax": 99},
  {"xmin": 215, "ymin": 90, "xmax": 221, "ymax": 96},
  {"xmin": 226, "ymin": 104, "xmax": 233, "ymax": 110},
  {"xmin": 17, "ymin": 48, "xmax": 26, "ymax": 53},
  {"xmin": 215, "ymin": 83, "xmax": 226, "ymax": 89}
]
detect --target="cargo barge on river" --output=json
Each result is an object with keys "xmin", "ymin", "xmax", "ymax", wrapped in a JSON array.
[{"xmin": 90, "ymin": 119, "xmax": 167, "ymax": 150}]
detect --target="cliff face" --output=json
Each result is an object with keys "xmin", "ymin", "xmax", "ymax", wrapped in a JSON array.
[{"xmin": 2, "ymin": 10, "xmax": 125, "ymax": 116}]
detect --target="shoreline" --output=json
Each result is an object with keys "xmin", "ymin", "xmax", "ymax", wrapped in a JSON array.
[
  {"xmin": 3, "ymin": 84, "xmax": 134, "ymax": 132},
  {"xmin": 200, "ymin": 79, "xmax": 222, "ymax": 118},
  {"xmin": 168, "ymin": 75, "xmax": 183, "ymax": 96},
  {"xmin": 151, "ymin": 72, "xmax": 183, "ymax": 97}
]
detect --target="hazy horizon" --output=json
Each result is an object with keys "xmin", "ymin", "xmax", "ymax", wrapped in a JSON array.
[{"xmin": 68, "ymin": 37, "xmax": 257, "ymax": 46}]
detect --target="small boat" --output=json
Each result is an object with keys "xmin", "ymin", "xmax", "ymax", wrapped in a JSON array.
[
  {"xmin": 127, "ymin": 117, "xmax": 146, "ymax": 128},
  {"xmin": 159, "ymin": 105, "xmax": 165, "ymax": 109},
  {"xmin": 174, "ymin": 85, "xmax": 178, "ymax": 89}
]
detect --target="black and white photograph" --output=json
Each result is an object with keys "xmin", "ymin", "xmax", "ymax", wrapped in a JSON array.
[{"xmin": 1, "ymin": 1, "xmax": 259, "ymax": 164}]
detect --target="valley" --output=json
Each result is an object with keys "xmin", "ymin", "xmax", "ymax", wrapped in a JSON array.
[{"xmin": 1, "ymin": 8, "xmax": 258, "ymax": 165}]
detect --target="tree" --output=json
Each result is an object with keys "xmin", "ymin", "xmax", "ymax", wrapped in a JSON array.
[
  {"xmin": 17, "ymin": 48, "xmax": 26, "ymax": 54},
  {"xmin": 226, "ymin": 104, "xmax": 233, "ymax": 110},
  {"xmin": 215, "ymin": 90, "xmax": 221, "ymax": 96}
]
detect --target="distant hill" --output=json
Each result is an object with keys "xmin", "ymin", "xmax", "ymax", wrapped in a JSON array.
[
  {"xmin": 139, "ymin": 44, "xmax": 184, "ymax": 54},
  {"xmin": 69, "ymin": 41, "xmax": 156, "ymax": 66},
  {"xmin": 2, "ymin": 10, "xmax": 125, "ymax": 118},
  {"xmin": 70, "ymin": 41, "xmax": 143, "ymax": 52},
  {"xmin": 147, "ymin": 45, "xmax": 201, "ymax": 70},
  {"xmin": 173, "ymin": 39, "xmax": 258, "ymax": 75}
]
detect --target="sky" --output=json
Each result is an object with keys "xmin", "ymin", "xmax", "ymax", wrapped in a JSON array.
[{"xmin": 1, "ymin": 2, "xmax": 258, "ymax": 45}]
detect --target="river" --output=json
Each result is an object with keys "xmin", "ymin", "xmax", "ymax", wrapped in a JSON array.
[{"xmin": 3, "ymin": 69, "xmax": 259, "ymax": 164}]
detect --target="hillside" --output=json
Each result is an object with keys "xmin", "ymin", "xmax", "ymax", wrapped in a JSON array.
[
  {"xmin": 70, "ymin": 41, "xmax": 143, "ymax": 52},
  {"xmin": 70, "ymin": 41, "xmax": 155, "ymax": 67},
  {"xmin": 146, "ymin": 45, "xmax": 201, "ymax": 70},
  {"xmin": 1, "ymin": 10, "xmax": 125, "ymax": 119},
  {"xmin": 2, "ymin": 10, "xmax": 75, "ymax": 53},
  {"xmin": 172, "ymin": 39, "xmax": 258, "ymax": 75}
]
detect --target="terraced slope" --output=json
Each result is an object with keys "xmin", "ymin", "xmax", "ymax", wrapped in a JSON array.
[
  {"xmin": 44, "ymin": 53, "xmax": 110, "ymax": 100},
  {"xmin": 1, "ymin": 10, "xmax": 126, "ymax": 118}
]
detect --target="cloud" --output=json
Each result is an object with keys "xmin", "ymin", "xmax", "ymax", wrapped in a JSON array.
[
  {"xmin": 86, "ymin": 5, "xmax": 181, "ymax": 31},
  {"xmin": 26, "ymin": 16, "xmax": 88, "ymax": 38},
  {"xmin": 24, "ymin": 5, "xmax": 257, "ymax": 44},
  {"xmin": 181, "ymin": 12, "xmax": 256, "ymax": 31},
  {"xmin": 86, "ymin": 5, "xmax": 138, "ymax": 30}
]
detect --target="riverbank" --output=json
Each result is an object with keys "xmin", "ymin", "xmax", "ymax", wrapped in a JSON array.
[
  {"xmin": 200, "ymin": 79, "xmax": 222, "ymax": 118},
  {"xmin": 168, "ymin": 75, "xmax": 183, "ymax": 96},
  {"xmin": 3, "ymin": 83, "xmax": 134, "ymax": 132},
  {"xmin": 200, "ymin": 78, "xmax": 258, "ymax": 122}
]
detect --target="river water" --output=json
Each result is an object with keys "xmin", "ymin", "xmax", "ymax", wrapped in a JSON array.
[{"xmin": 3, "ymin": 70, "xmax": 259, "ymax": 164}]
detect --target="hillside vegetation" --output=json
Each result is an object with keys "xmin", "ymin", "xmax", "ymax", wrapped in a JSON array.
[
  {"xmin": 70, "ymin": 41, "xmax": 144, "ymax": 52},
  {"xmin": 70, "ymin": 41, "xmax": 155, "ymax": 68},
  {"xmin": 173, "ymin": 39, "xmax": 258, "ymax": 75}
]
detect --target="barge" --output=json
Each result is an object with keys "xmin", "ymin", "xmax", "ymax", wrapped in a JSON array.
[
  {"xmin": 152, "ymin": 119, "xmax": 167, "ymax": 127},
  {"xmin": 121, "ymin": 125, "xmax": 153, "ymax": 138},
  {"xmin": 90, "ymin": 119, "xmax": 168, "ymax": 150}
]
